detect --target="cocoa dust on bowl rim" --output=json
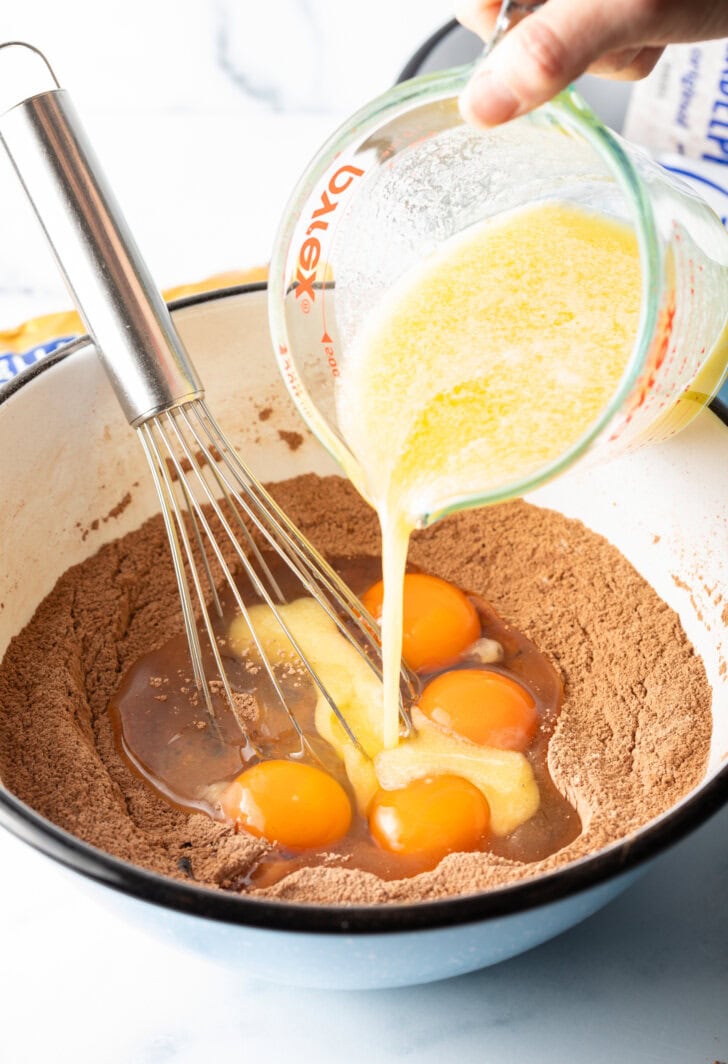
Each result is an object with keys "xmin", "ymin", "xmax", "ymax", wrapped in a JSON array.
[{"xmin": 0, "ymin": 285, "xmax": 727, "ymax": 990}]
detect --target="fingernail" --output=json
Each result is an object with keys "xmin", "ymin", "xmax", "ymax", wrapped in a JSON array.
[{"xmin": 459, "ymin": 67, "xmax": 521, "ymax": 128}]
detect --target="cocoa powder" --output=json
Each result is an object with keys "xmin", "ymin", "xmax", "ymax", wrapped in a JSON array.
[{"xmin": 0, "ymin": 475, "xmax": 712, "ymax": 904}]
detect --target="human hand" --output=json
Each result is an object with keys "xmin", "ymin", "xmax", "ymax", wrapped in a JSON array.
[{"xmin": 458, "ymin": 0, "xmax": 728, "ymax": 127}]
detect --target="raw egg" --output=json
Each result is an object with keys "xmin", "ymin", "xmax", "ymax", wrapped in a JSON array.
[
  {"xmin": 221, "ymin": 759, "xmax": 352, "ymax": 849},
  {"xmin": 368, "ymin": 774, "xmax": 490, "ymax": 860},
  {"xmin": 419, "ymin": 668, "xmax": 538, "ymax": 751},
  {"xmin": 361, "ymin": 572, "xmax": 480, "ymax": 671}
]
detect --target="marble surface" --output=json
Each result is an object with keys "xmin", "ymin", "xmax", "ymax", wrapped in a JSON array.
[
  {"xmin": 0, "ymin": 0, "xmax": 448, "ymax": 326},
  {"xmin": 0, "ymin": 4, "xmax": 727, "ymax": 1062},
  {"xmin": 1, "ymin": 806, "xmax": 727, "ymax": 1063}
]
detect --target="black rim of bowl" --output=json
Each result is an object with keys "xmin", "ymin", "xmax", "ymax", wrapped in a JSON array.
[
  {"xmin": 2, "ymin": 285, "xmax": 728, "ymax": 936},
  {"xmin": 397, "ymin": 17, "xmax": 463, "ymax": 83}
]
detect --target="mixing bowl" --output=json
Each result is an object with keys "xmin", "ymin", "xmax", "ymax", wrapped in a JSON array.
[{"xmin": 0, "ymin": 285, "xmax": 726, "ymax": 990}]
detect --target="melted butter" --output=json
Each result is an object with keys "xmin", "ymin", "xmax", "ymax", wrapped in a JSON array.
[{"xmin": 335, "ymin": 201, "xmax": 642, "ymax": 750}]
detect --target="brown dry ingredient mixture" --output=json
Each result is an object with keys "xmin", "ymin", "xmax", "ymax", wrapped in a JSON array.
[
  {"xmin": 277, "ymin": 429, "xmax": 304, "ymax": 452},
  {"xmin": 0, "ymin": 475, "xmax": 712, "ymax": 904}
]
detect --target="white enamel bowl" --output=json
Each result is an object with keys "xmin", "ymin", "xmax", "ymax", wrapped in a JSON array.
[{"xmin": 0, "ymin": 285, "xmax": 726, "ymax": 990}]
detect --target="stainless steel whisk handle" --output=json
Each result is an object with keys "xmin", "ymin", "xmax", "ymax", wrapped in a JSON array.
[{"xmin": 0, "ymin": 42, "xmax": 203, "ymax": 426}]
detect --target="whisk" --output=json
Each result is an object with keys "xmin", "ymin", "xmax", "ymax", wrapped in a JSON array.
[
  {"xmin": 0, "ymin": 42, "xmax": 413, "ymax": 755},
  {"xmin": 487, "ymin": 0, "xmax": 544, "ymax": 51}
]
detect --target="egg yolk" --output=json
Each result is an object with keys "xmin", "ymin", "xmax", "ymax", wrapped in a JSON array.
[
  {"xmin": 419, "ymin": 668, "xmax": 538, "ymax": 751},
  {"xmin": 361, "ymin": 572, "xmax": 481, "ymax": 672},
  {"xmin": 368, "ymin": 774, "xmax": 490, "ymax": 859},
  {"xmin": 221, "ymin": 759, "xmax": 352, "ymax": 850}
]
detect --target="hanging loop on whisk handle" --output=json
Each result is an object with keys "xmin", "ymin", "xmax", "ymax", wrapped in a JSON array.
[{"xmin": 0, "ymin": 42, "xmax": 203, "ymax": 426}]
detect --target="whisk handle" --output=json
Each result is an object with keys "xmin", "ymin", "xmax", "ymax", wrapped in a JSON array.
[{"xmin": 0, "ymin": 44, "xmax": 203, "ymax": 426}]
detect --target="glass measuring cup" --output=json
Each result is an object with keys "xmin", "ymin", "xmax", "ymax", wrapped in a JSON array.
[{"xmin": 268, "ymin": 68, "xmax": 728, "ymax": 528}]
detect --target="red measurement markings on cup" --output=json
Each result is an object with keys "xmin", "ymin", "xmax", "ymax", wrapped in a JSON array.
[
  {"xmin": 277, "ymin": 344, "xmax": 304, "ymax": 400},
  {"xmin": 323, "ymin": 330, "xmax": 339, "ymax": 378},
  {"xmin": 321, "ymin": 284, "xmax": 338, "ymax": 377}
]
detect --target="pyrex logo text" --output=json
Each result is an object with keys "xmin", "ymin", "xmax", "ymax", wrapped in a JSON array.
[{"xmin": 295, "ymin": 164, "xmax": 364, "ymax": 302}]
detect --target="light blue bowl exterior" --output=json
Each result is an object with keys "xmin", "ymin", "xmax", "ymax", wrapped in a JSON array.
[{"xmin": 73, "ymin": 862, "xmax": 642, "ymax": 990}]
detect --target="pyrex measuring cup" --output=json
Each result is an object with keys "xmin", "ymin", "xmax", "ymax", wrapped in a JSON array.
[{"xmin": 269, "ymin": 69, "xmax": 728, "ymax": 527}]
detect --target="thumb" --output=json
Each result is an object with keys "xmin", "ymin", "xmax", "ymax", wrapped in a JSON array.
[{"xmin": 459, "ymin": 0, "xmax": 624, "ymax": 126}]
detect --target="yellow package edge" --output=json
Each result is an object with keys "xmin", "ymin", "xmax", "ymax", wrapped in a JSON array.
[{"xmin": 0, "ymin": 267, "xmax": 268, "ymax": 376}]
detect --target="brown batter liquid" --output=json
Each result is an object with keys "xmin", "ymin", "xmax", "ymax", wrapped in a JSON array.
[{"xmin": 110, "ymin": 555, "xmax": 580, "ymax": 886}]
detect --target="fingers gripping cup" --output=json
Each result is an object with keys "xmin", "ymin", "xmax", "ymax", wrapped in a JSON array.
[{"xmin": 269, "ymin": 73, "xmax": 728, "ymax": 529}]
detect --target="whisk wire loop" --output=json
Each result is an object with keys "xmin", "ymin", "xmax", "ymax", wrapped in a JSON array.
[
  {"xmin": 187, "ymin": 406, "xmax": 373, "ymax": 630},
  {"xmin": 136, "ymin": 422, "xmax": 218, "ymax": 722},
  {"xmin": 161, "ymin": 409, "xmax": 316, "ymax": 743},
  {"xmin": 140, "ymin": 411, "xmax": 305, "ymax": 750},
  {"xmin": 139, "ymin": 399, "xmax": 386, "ymax": 753},
  {"xmin": 176, "ymin": 471, "xmax": 224, "ymax": 619},
  {"xmin": 186, "ymin": 402, "xmax": 416, "ymax": 717}
]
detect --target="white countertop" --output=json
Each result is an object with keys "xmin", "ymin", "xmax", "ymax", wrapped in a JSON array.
[
  {"xmin": 1, "ymin": 806, "xmax": 727, "ymax": 1063},
  {"xmin": 0, "ymin": 4, "xmax": 727, "ymax": 1061}
]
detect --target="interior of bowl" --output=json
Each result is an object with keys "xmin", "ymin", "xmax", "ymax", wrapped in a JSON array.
[{"xmin": 0, "ymin": 284, "xmax": 726, "ymax": 931}]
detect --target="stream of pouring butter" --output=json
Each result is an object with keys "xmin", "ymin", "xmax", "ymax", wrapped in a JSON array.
[
  {"xmin": 336, "ymin": 202, "xmax": 643, "ymax": 749},
  {"xmin": 379, "ymin": 515, "xmax": 410, "ymax": 749}
]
